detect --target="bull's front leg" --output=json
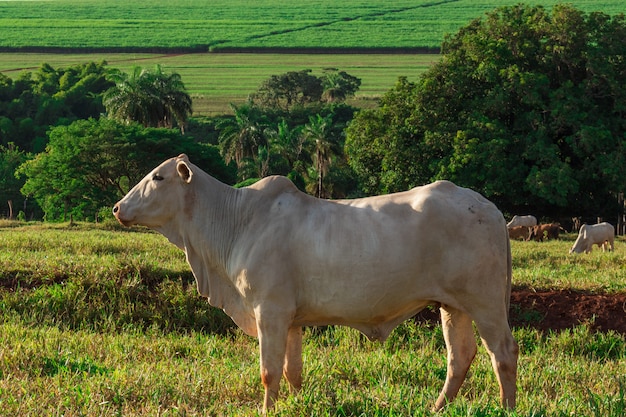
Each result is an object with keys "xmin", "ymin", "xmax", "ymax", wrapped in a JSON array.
[{"xmin": 255, "ymin": 307, "xmax": 291, "ymax": 413}]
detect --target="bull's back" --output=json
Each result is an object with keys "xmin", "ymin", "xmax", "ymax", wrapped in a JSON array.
[
  {"xmin": 330, "ymin": 181, "xmax": 505, "ymax": 253},
  {"xmin": 276, "ymin": 180, "xmax": 506, "ymax": 270},
  {"xmin": 592, "ymin": 222, "xmax": 615, "ymax": 240}
]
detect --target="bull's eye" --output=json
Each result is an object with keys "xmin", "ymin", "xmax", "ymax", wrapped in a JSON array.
[{"xmin": 152, "ymin": 174, "xmax": 164, "ymax": 181}]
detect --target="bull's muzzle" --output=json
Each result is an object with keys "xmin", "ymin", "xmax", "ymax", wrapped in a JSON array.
[{"xmin": 112, "ymin": 203, "xmax": 129, "ymax": 226}]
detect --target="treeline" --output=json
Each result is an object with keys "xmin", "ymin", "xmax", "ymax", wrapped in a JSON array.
[
  {"xmin": 2, "ymin": 4, "xmax": 626, "ymax": 223},
  {"xmin": 0, "ymin": 46, "xmax": 442, "ymax": 54}
]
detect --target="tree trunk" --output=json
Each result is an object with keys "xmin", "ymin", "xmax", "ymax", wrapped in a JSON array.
[
  {"xmin": 618, "ymin": 192, "xmax": 624, "ymax": 235},
  {"xmin": 7, "ymin": 200, "xmax": 13, "ymax": 220}
]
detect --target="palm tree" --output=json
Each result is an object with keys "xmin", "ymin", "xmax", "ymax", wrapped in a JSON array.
[
  {"xmin": 103, "ymin": 67, "xmax": 156, "ymax": 127},
  {"xmin": 302, "ymin": 114, "xmax": 340, "ymax": 198},
  {"xmin": 321, "ymin": 69, "xmax": 361, "ymax": 103},
  {"xmin": 217, "ymin": 103, "xmax": 268, "ymax": 179},
  {"xmin": 267, "ymin": 119, "xmax": 306, "ymax": 169},
  {"xmin": 150, "ymin": 65, "xmax": 192, "ymax": 133},
  {"xmin": 103, "ymin": 65, "xmax": 192, "ymax": 133}
]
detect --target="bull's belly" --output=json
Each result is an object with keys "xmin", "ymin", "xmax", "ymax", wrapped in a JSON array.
[{"xmin": 293, "ymin": 299, "xmax": 434, "ymax": 341}]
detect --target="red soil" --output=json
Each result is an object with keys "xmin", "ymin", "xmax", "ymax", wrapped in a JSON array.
[
  {"xmin": 415, "ymin": 289, "xmax": 626, "ymax": 334},
  {"xmin": 509, "ymin": 288, "xmax": 626, "ymax": 334}
]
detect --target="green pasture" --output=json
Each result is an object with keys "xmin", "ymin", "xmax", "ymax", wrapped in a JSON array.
[
  {"xmin": 0, "ymin": 52, "xmax": 439, "ymax": 115},
  {"xmin": 0, "ymin": 222, "xmax": 624, "ymax": 415},
  {"xmin": 0, "ymin": 0, "xmax": 623, "ymax": 50}
]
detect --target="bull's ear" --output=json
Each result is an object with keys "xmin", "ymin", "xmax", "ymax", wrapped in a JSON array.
[{"xmin": 176, "ymin": 161, "xmax": 193, "ymax": 184}]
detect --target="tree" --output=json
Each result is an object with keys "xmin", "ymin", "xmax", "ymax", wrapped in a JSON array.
[
  {"xmin": 268, "ymin": 119, "xmax": 305, "ymax": 170},
  {"xmin": 17, "ymin": 118, "xmax": 233, "ymax": 221},
  {"xmin": 150, "ymin": 65, "xmax": 193, "ymax": 133},
  {"xmin": 346, "ymin": 77, "xmax": 430, "ymax": 195},
  {"xmin": 217, "ymin": 102, "xmax": 269, "ymax": 180},
  {"xmin": 103, "ymin": 65, "xmax": 192, "ymax": 133},
  {"xmin": 251, "ymin": 70, "xmax": 324, "ymax": 111},
  {"xmin": 321, "ymin": 69, "xmax": 362, "ymax": 103},
  {"xmin": 214, "ymin": 69, "xmax": 359, "ymax": 194},
  {"xmin": 302, "ymin": 114, "xmax": 342, "ymax": 198},
  {"xmin": 346, "ymin": 4, "xmax": 626, "ymax": 219},
  {"xmin": 250, "ymin": 68, "xmax": 361, "ymax": 111},
  {"xmin": 0, "ymin": 144, "xmax": 31, "ymax": 219}
]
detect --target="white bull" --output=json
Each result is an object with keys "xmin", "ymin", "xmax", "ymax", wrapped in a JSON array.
[
  {"xmin": 113, "ymin": 154, "xmax": 518, "ymax": 413},
  {"xmin": 569, "ymin": 222, "xmax": 615, "ymax": 254},
  {"xmin": 506, "ymin": 215, "xmax": 537, "ymax": 228}
]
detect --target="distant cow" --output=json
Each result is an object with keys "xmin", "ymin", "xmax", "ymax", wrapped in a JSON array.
[
  {"xmin": 113, "ymin": 154, "xmax": 518, "ymax": 413},
  {"xmin": 570, "ymin": 222, "xmax": 615, "ymax": 254},
  {"xmin": 507, "ymin": 215, "xmax": 537, "ymax": 228},
  {"xmin": 529, "ymin": 223, "xmax": 561, "ymax": 242},
  {"xmin": 508, "ymin": 225, "xmax": 530, "ymax": 240}
]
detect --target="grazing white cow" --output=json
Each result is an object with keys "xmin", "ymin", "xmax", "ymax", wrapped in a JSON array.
[
  {"xmin": 506, "ymin": 215, "xmax": 537, "ymax": 228},
  {"xmin": 569, "ymin": 222, "xmax": 615, "ymax": 254},
  {"xmin": 113, "ymin": 154, "xmax": 518, "ymax": 413}
]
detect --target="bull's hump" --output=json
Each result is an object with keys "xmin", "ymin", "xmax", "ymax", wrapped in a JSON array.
[
  {"xmin": 246, "ymin": 176, "xmax": 299, "ymax": 194},
  {"xmin": 239, "ymin": 176, "xmax": 305, "ymax": 214},
  {"xmin": 428, "ymin": 179, "xmax": 457, "ymax": 190}
]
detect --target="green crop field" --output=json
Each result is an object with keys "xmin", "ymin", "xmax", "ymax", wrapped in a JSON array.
[{"xmin": 0, "ymin": 0, "xmax": 623, "ymax": 50}]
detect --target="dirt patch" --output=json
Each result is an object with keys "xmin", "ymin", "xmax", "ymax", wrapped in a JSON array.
[
  {"xmin": 510, "ymin": 288, "xmax": 626, "ymax": 334},
  {"xmin": 415, "ymin": 289, "xmax": 626, "ymax": 335}
]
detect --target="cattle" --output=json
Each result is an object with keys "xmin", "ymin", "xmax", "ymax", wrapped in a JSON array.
[
  {"xmin": 113, "ymin": 154, "xmax": 518, "ymax": 413},
  {"xmin": 569, "ymin": 222, "xmax": 615, "ymax": 254},
  {"xmin": 528, "ymin": 223, "xmax": 561, "ymax": 242},
  {"xmin": 508, "ymin": 225, "xmax": 530, "ymax": 240},
  {"xmin": 506, "ymin": 215, "xmax": 537, "ymax": 228}
]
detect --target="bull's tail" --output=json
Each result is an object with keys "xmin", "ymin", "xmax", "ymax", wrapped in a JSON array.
[{"xmin": 505, "ymin": 225, "xmax": 513, "ymax": 319}]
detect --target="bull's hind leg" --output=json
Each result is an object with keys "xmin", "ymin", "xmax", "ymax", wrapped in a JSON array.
[
  {"xmin": 474, "ymin": 315, "xmax": 519, "ymax": 409},
  {"xmin": 434, "ymin": 305, "xmax": 478, "ymax": 411},
  {"xmin": 283, "ymin": 326, "xmax": 303, "ymax": 393}
]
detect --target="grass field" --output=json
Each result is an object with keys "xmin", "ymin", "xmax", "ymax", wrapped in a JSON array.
[
  {"xmin": 0, "ymin": 52, "xmax": 439, "ymax": 115},
  {"xmin": 0, "ymin": 222, "xmax": 624, "ymax": 415},
  {"xmin": 0, "ymin": 0, "xmax": 623, "ymax": 50}
]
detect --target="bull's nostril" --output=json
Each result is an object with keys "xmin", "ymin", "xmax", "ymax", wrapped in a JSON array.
[{"xmin": 113, "ymin": 205, "xmax": 119, "ymax": 214}]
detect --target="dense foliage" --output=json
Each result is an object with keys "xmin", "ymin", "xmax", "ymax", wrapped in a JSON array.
[
  {"xmin": 0, "ymin": 61, "xmax": 112, "ymax": 153},
  {"xmin": 218, "ymin": 70, "xmax": 360, "ymax": 197},
  {"xmin": 17, "ymin": 119, "xmax": 233, "ymax": 221},
  {"xmin": 251, "ymin": 69, "xmax": 361, "ymax": 111},
  {"xmin": 346, "ymin": 4, "xmax": 626, "ymax": 219}
]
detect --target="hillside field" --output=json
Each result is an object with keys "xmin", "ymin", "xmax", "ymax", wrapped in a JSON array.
[{"xmin": 0, "ymin": 0, "xmax": 623, "ymax": 50}]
